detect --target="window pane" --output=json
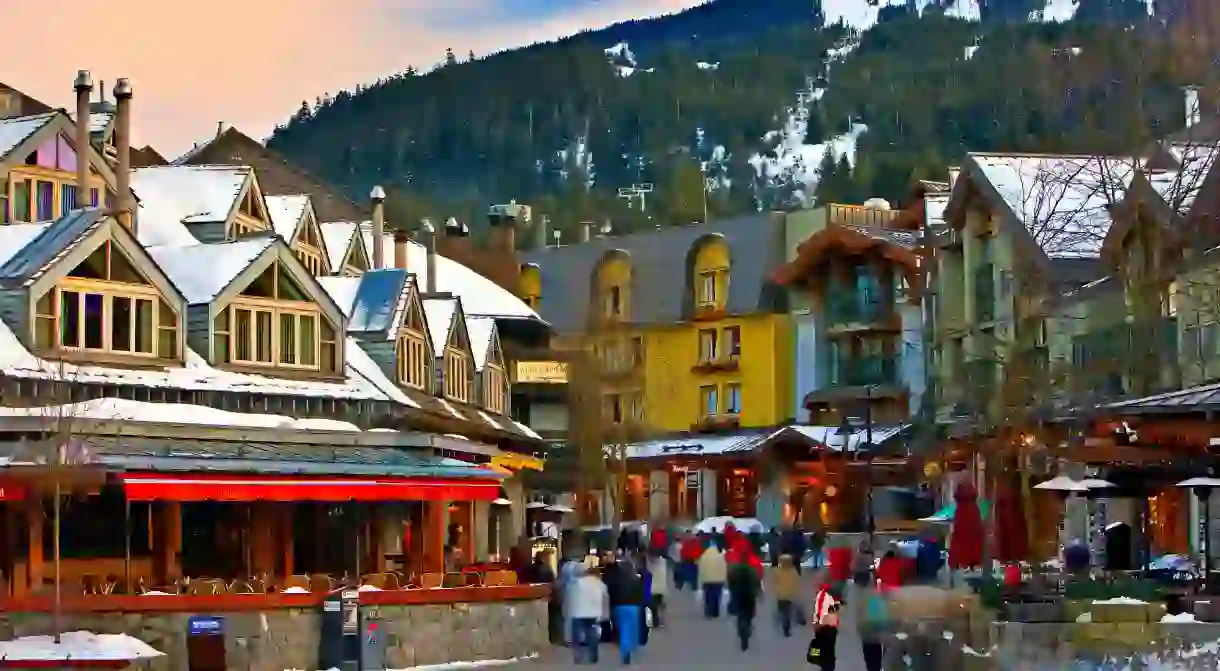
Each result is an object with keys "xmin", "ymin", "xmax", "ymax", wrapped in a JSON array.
[
  {"xmin": 255, "ymin": 311, "xmax": 272, "ymax": 363},
  {"xmin": 35, "ymin": 181, "xmax": 54, "ymax": 221},
  {"xmin": 35, "ymin": 292, "xmax": 53, "ymax": 316},
  {"xmin": 135, "ymin": 299, "xmax": 154, "ymax": 354},
  {"xmin": 13, "ymin": 179, "xmax": 30, "ymax": 222},
  {"xmin": 235, "ymin": 309, "xmax": 252, "ymax": 361},
  {"xmin": 111, "ymin": 296, "xmax": 132, "ymax": 352},
  {"xmin": 279, "ymin": 313, "xmax": 296, "ymax": 364},
  {"xmin": 299, "ymin": 315, "xmax": 317, "ymax": 366},
  {"xmin": 35, "ymin": 316, "xmax": 54, "ymax": 349},
  {"xmin": 90, "ymin": 188, "xmax": 99, "ymax": 207},
  {"xmin": 214, "ymin": 333, "xmax": 230, "ymax": 363},
  {"xmin": 213, "ymin": 307, "xmax": 229, "ymax": 333},
  {"xmin": 321, "ymin": 342, "xmax": 337, "ymax": 374},
  {"xmin": 158, "ymin": 328, "xmax": 177, "ymax": 359},
  {"xmin": 60, "ymin": 291, "xmax": 79, "ymax": 347},
  {"xmin": 61, "ymin": 184, "xmax": 78, "ymax": 213},
  {"xmin": 83, "ymin": 293, "xmax": 104, "ymax": 349},
  {"xmin": 159, "ymin": 300, "xmax": 176, "ymax": 330}
]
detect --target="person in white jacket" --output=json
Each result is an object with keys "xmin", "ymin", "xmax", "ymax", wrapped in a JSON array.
[
  {"xmin": 697, "ymin": 545, "xmax": 728, "ymax": 618},
  {"xmin": 646, "ymin": 552, "xmax": 669, "ymax": 628},
  {"xmin": 567, "ymin": 563, "xmax": 609, "ymax": 665}
]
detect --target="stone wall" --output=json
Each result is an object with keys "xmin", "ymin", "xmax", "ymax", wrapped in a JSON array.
[{"xmin": 0, "ymin": 598, "xmax": 547, "ymax": 671}]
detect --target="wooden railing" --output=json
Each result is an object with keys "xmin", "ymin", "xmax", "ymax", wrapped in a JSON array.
[{"xmin": 827, "ymin": 203, "xmax": 901, "ymax": 228}]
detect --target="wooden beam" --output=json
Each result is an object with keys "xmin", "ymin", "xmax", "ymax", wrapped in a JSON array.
[{"xmin": 423, "ymin": 501, "xmax": 446, "ymax": 574}]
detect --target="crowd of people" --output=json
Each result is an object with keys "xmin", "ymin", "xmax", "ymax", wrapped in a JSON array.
[{"xmin": 533, "ymin": 523, "xmax": 947, "ymax": 668}]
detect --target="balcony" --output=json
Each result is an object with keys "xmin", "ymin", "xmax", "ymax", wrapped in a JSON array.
[
  {"xmin": 973, "ymin": 263, "xmax": 995, "ymax": 323},
  {"xmin": 827, "ymin": 203, "xmax": 901, "ymax": 228},
  {"xmin": 830, "ymin": 355, "xmax": 900, "ymax": 387},
  {"xmin": 825, "ymin": 291, "xmax": 892, "ymax": 328}
]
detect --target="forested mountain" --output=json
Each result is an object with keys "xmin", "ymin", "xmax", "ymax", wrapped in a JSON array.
[{"xmin": 266, "ymin": 0, "xmax": 1204, "ymax": 239}]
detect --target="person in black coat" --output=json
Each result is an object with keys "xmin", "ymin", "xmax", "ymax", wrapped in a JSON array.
[{"xmin": 726, "ymin": 560, "xmax": 761, "ymax": 651}]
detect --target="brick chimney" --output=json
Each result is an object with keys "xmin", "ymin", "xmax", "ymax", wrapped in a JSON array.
[
  {"xmin": 437, "ymin": 216, "xmax": 472, "ymax": 266},
  {"xmin": 488, "ymin": 203, "xmax": 517, "ymax": 253},
  {"xmin": 420, "ymin": 219, "xmax": 438, "ymax": 294},
  {"xmin": 393, "ymin": 229, "xmax": 409, "ymax": 270},
  {"xmin": 73, "ymin": 70, "xmax": 92, "ymax": 210},
  {"xmin": 113, "ymin": 78, "xmax": 134, "ymax": 233},
  {"xmin": 370, "ymin": 185, "xmax": 386, "ymax": 269}
]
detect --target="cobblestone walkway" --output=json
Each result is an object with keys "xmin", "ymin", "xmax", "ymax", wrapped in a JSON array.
[{"xmin": 508, "ymin": 578, "xmax": 869, "ymax": 669}]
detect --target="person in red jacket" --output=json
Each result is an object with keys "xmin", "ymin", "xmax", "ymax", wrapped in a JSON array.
[
  {"xmin": 679, "ymin": 535, "xmax": 703, "ymax": 591},
  {"xmin": 876, "ymin": 549, "xmax": 902, "ymax": 592},
  {"xmin": 727, "ymin": 536, "xmax": 765, "ymax": 580}
]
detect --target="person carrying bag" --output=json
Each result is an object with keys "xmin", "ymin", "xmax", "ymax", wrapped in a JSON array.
[{"xmin": 806, "ymin": 602, "xmax": 841, "ymax": 669}]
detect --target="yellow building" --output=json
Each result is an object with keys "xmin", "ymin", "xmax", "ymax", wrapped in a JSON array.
[{"xmin": 521, "ymin": 215, "xmax": 795, "ymax": 521}]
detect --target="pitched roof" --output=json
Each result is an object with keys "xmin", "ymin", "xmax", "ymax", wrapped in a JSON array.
[
  {"xmin": 0, "ymin": 112, "xmax": 57, "ymax": 161},
  {"xmin": 265, "ymin": 194, "xmax": 310, "ymax": 241},
  {"xmin": 520, "ymin": 213, "xmax": 787, "ymax": 331},
  {"xmin": 0, "ymin": 209, "xmax": 108, "ymax": 285},
  {"xmin": 347, "ymin": 268, "xmax": 409, "ymax": 336},
  {"xmin": 320, "ymin": 221, "xmax": 361, "ymax": 270},
  {"xmin": 147, "ymin": 235, "xmax": 275, "ymax": 304},
  {"xmin": 0, "ymin": 83, "xmax": 53, "ymax": 117},
  {"xmin": 175, "ymin": 127, "xmax": 367, "ymax": 223},
  {"xmin": 131, "ymin": 165, "xmax": 249, "ymax": 247},
  {"xmin": 960, "ymin": 153, "xmax": 1138, "ymax": 260},
  {"xmin": 466, "ymin": 316, "xmax": 497, "ymax": 370},
  {"xmin": 422, "ymin": 296, "xmax": 458, "ymax": 357},
  {"xmin": 317, "ymin": 275, "xmax": 361, "ymax": 316}
]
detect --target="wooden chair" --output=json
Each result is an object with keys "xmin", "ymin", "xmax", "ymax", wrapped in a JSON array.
[
  {"xmin": 188, "ymin": 579, "xmax": 225, "ymax": 596},
  {"xmin": 309, "ymin": 574, "xmax": 335, "ymax": 594},
  {"xmin": 228, "ymin": 580, "xmax": 256, "ymax": 594},
  {"xmin": 420, "ymin": 572, "xmax": 444, "ymax": 589}
]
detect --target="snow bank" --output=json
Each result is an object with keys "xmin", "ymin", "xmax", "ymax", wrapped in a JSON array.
[
  {"xmin": 0, "ymin": 631, "xmax": 163, "ymax": 662},
  {"xmin": 0, "ymin": 397, "xmax": 363, "ymax": 432}
]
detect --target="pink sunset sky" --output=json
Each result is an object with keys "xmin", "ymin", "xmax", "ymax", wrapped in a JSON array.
[{"xmin": 7, "ymin": 0, "xmax": 701, "ymax": 158}]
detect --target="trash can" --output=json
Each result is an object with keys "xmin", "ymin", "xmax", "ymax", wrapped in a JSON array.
[
  {"xmin": 185, "ymin": 615, "xmax": 226, "ymax": 671},
  {"xmin": 320, "ymin": 589, "xmax": 361, "ymax": 671}
]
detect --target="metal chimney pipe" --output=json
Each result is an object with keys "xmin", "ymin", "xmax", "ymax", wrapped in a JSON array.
[
  {"xmin": 420, "ymin": 219, "xmax": 438, "ymax": 294},
  {"xmin": 73, "ymin": 70, "xmax": 93, "ymax": 211},
  {"xmin": 113, "ymin": 79, "xmax": 134, "ymax": 232},
  {"xmin": 370, "ymin": 185, "xmax": 386, "ymax": 269}
]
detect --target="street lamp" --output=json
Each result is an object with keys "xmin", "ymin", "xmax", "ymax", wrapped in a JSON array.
[
  {"xmin": 1176, "ymin": 476, "xmax": 1220, "ymax": 593},
  {"xmin": 833, "ymin": 386, "xmax": 875, "ymax": 546}
]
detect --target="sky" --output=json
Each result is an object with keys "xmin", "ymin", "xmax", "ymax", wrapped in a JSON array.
[{"xmin": 6, "ymin": 0, "xmax": 702, "ymax": 158}]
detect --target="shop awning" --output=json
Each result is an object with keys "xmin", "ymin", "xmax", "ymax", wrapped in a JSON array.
[
  {"xmin": 120, "ymin": 473, "xmax": 500, "ymax": 502},
  {"xmin": 490, "ymin": 453, "xmax": 545, "ymax": 471}
]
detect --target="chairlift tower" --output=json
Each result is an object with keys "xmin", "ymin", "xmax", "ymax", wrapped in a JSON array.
[{"xmin": 616, "ymin": 183, "xmax": 654, "ymax": 212}]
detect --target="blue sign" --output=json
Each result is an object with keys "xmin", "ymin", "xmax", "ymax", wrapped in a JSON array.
[{"xmin": 188, "ymin": 616, "xmax": 224, "ymax": 635}]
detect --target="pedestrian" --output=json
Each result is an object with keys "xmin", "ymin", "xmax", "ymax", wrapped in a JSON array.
[
  {"xmin": 608, "ymin": 558, "xmax": 645, "ymax": 664},
  {"xmin": 679, "ymin": 534, "xmax": 703, "ymax": 591},
  {"xmin": 558, "ymin": 554, "xmax": 581, "ymax": 645},
  {"xmin": 808, "ymin": 530, "xmax": 824, "ymax": 569},
  {"xmin": 876, "ymin": 547, "xmax": 903, "ymax": 591},
  {"xmin": 852, "ymin": 540, "xmax": 874, "ymax": 587},
  {"xmin": 790, "ymin": 526, "xmax": 808, "ymax": 574},
  {"xmin": 807, "ymin": 601, "xmax": 841, "ymax": 670},
  {"xmin": 697, "ymin": 543, "xmax": 727, "ymax": 618},
  {"xmin": 850, "ymin": 575, "xmax": 889, "ymax": 671},
  {"xmin": 726, "ymin": 549, "xmax": 761, "ymax": 651},
  {"xmin": 646, "ymin": 551, "xmax": 669, "ymax": 628},
  {"xmin": 637, "ymin": 555, "xmax": 652, "ymax": 647},
  {"xmin": 769, "ymin": 554, "xmax": 801, "ymax": 637},
  {"xmin": 567, "ymin": 562, "xmax": 608, "ymax": 665}
]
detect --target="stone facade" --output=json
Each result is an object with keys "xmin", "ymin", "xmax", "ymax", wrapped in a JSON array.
[{"xmin": 0, "ymin": 598, "xmax": 547, "ymax": 671}]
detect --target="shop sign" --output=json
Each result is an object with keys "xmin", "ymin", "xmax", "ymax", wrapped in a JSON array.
[{"xmin": 515, "ymin": 361, "xmax": 568, "ymax": 384}]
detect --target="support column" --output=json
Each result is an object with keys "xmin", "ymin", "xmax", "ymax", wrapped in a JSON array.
[
  {"xmin": 26, "ymin": 498, "xmax": 44, "ymax": 593},
  {"xmin": 250, "ymin": 502, "xmax": 275, "ymax": 579},
  {"xmin": 699, "ymin": 469, "xmax": 719, "ymax": 518},
  {"xmin": 473, "ymin": 501, "xmax": 490, "ymax": 561},
  {"xmin": 278, "ymin": 504, "xmax": 295, "ymax": 577},
  {"xmin": 502, "ymin": 477, "xmax": 526, "ymax": 548},
  {"xmin": 153, "ymin": 502, "xmax": 182, "ymax": 583},
  {"xmin": 757, "ymin": 462, "xmax": 787, "ymax": 529},
  {"xmin": 423, "ymin": 501, "xmax": 446, "ymax": 574},
  {"xmin": 648, "ymin": 470, "xmax": 670, "ymax": 521}
]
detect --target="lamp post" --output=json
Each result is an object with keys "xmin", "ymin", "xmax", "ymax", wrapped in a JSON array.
[
  {"xmin": 1176, "ymin": 476, "xmax": 1220, "ymax": 593},
  {"xmin": 834, "ymin": 385, "xmax": 875, "ymax": 547}
]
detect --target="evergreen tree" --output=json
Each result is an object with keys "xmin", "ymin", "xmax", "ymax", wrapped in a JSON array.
[{"xmin": 444, "ymin": 48, "xmax": 457, "ymax": 67}]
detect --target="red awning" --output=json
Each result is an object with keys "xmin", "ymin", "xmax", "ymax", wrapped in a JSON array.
[
  {"xmin": 0, "ymin": 481, "xmax": 24, "ymax": 501},
  {"xmin": 120, "ymin": 474, "xmax": 499, "ymax": 502}
]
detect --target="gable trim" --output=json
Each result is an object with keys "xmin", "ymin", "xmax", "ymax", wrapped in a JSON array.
[
  {"xmin": 1, "ymin": 112, "xmax": 119, "ymax": 187},
  {"xmin": 341, "ymin": 229, "xmax": 371, "ymax": 272},
  {"xmin": 298, "ymin": 204, "xmax": 332, "ymax": 273},
  {"xmin": 391, "ymin": 276, "xmax": 426, "ymax": 344},
  {"xmin": 212, "ymin": 239, "xmax": 345, "ymax": 329},
  {"xmin": 28, "ymin": 216, "xmax": 188, "ymax": 311},
  {"xmin": 949, "ymin": 156, "xmax": 1053, "ymax": 271},
  {"xmin": 446, "ymin": 299, "xmax": 472, "ymax": 359}
]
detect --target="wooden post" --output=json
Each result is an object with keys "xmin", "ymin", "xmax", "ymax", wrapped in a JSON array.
[
  {"xmin": 251, "ymin": 502, "xmax": 275, "ymax": 579},
  {"xmin": 278, "ymin": 504, "xmax": 295, "ymax": 578},
  {"xmin": 423, "ymin": 501, "xmax": 446, "ymax": 573},
  {"xmin": 26, "ymin": 498, "xmax": 44, "ymax": 593},
  {"xmin": 153, "ymin": 502, "xmax": 182, "ymax": 583}
]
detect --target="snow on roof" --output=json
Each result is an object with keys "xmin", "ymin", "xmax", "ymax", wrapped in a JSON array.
[
  {"xmin": 409, "ymin": 239, "xmax": 538, "ymax": 319},
  {"xmin": 88, "ymin": 111, "xmax": 113, "ymax": 134},
  {"xmin": 0, "ymin": 112, "xmax": 55, "ymax": 160},
  {"xmin": 131, "ymin": 165, "xmax": 248, "ymax": 246},
  {"xmin": 317, "ymin": 275, "xmax": 361, "ymax": 316},
  {"xmin": 147, "ymin": 236, "xmax": 274, "ymax": 304},
  {"xmin": 466, "ymin": 316, "xmax": 496, "ymax": 370},
  {"xmin": 1148, "ymin": 142, "xmax": 1219, "ymax": 215},
  {"xmin": 422, "ymin": 296, "xmax": 457, "ymax": 357},
  {"xmin": 971, "ymin": 153, "xmax": 1138, "ymax": 259},
  {"xmin": 925, "ymin": 192, "xmax": 949, "ymax": 228},
  {"xmin": 344, "ymin": 337, "xmax": 419, "ymax": 407},
  {"xmin": 0, "ymin": 397, "xmax": 363, "ymax": 431},
  {"xmin": 264, "ymin": 194, "xmax": 310, "ymax": 241},
  {"xmin": 0, "ymin": 316, "xmax": 389, "ymax": 399},
  {"xmin": 0, "ymin": 223, "xmax": 50, "ymax": 267},
  {"xmin": 320, "ymin": 221, "xmax": 360, "ymax": 270},
  {"xmin": 0, "ymin": 631, "xmax": 163, "ymax": 663}
]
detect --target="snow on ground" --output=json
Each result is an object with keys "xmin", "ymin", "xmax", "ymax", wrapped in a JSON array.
[{"xmin": 0, "ymin": 631, "xmax": 163, "ymax": 662}]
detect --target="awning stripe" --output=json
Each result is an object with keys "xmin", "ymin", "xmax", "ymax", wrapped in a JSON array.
[{"xmin": 120, "ymin": 474, "xmax": 499, "ymax": 503}]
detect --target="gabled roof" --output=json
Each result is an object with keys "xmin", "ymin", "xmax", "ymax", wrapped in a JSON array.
[
  {"xmin": 466, "ymin": 316, "xmax": 498, "ymax": 371},
  {"xmin": 347, "ymin": 268, "xmax": 410, "ymax": 337},
  {"xmin": 265, "ymin": 194, "xmax": 310, "ymax": 242},
  {"xmin": 520, "ymin": 213, "xmax": 784, "ymax": 331},
  {"xmin": 773, "ymin": 222, "xmax": 920, "ymax": 288},
  {"xmin": 0, "ymin": 83, "xmax": 53, "ymax": 117},
  {"xmin": 132, "ymin": 165, "xmax": 250, "ymax": 246},
  {"xmin": 321, "ymin": 221, "xmax": 362, "ymax": 271},
  {"xmin": 947, "ymin": 153, "xmax": 1138, "ymax": 261},
  {"xmin": 147, "ymin": 235, "xmax": 276, "ymax": 305},
  {"xmin": 0, "ymin": 112, "xmax": 57, "ymax": 161},
  {"xmin": 0, "ymin": 208, "xmax": 108, "ymax": 285},
  {"xmin": 422, "ymin": 296, "xmax": 459, "ymax": 357}
]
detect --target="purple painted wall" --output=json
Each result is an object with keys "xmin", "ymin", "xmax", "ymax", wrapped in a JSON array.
[{"xmin": 33, "ymin": 134, "xmax": 77, "ymax": 172}]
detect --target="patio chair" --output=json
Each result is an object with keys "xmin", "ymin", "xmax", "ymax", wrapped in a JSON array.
[
  {"xmin": 228, "ymin": 580, "xmax": 257, "ymax": 594},
  {"xmin": 283, "ymin": 574, "xmax": 311, "ymax": 591},
  {"xmin": 309, "ymin": 574, "xmax": 335, "ymax": 593},
  {"xmin": 420, "ymin": 573, "xmax": 444, "ymax": 589},
  {"xmin": 188, "ymin": 579, "xmax": 225, "ymax": 596}
]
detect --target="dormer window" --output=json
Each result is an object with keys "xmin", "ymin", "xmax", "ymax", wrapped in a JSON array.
[
  {"xmin": 483, "ymin": 364, "xmax": 507, "ymax": 414},
  {"xmin": 33, "ymin": 240, "xmax": 179, "ymax": 359},
  {"xmin": 230, "ymin": 183, "xmax": 269, "ymax": 239},
  {"xmin": 293, "ymin": 214, "xmax": 327, "ymax": 276},
  {"xmin": 398, "ymin": 305, "xmax": 429, "ymax": 390},
  {"xmin": 212, "ymin": 262, "xmax": 339, "ymax": 374},
  {"xmin": 444, "ymin": 347, "xmax": 472, "ymax": 403}
]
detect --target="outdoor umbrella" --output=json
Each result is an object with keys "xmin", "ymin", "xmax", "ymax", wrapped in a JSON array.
[
  {"xmin": 948, "ymin": 481, "xmax": 984, "ymax": 569},
  {"xmin": 993, "ymin": 480, "xmax": 1029, "ymax": 563}
]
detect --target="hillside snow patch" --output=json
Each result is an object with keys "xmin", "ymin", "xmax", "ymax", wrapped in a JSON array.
[
  {"xmin": 749, "ymin": 104, "xmax": 868, "ymax": 207},
  {"xmin": 821, "ymin": 0, "xmax": 981, "ymax": 32}
]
